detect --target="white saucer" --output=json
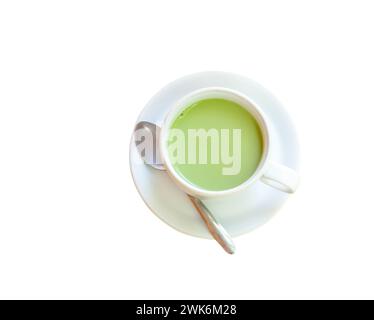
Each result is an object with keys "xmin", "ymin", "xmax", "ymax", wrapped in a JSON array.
[{"xmin": 130, "ymin": 71, "xmax": 300, "ymax": 238}]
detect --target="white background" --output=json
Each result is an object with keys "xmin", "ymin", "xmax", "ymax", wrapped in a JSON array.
[{"xmin": 1, "ymin": 1, "xmax": 373, "ymax": 300}]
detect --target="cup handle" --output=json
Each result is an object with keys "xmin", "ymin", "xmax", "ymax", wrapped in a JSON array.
[{"xmin": 260, "ymin": 161, "xmax": 299, "ymax": 193}]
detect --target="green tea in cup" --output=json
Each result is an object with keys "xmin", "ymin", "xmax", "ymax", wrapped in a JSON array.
[{"xmin": 167, "ymin": 98, "xmax": 263, "ymax": 191}]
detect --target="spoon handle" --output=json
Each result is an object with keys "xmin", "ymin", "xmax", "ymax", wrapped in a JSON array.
[{"xmin": 188, "ymin": 195, "xmax": 236, "ymax": 254}]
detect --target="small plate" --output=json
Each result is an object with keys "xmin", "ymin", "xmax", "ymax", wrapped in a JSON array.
[{"xmin": 130, "ymin": 71, "xmax": 300, "ymax": 238}]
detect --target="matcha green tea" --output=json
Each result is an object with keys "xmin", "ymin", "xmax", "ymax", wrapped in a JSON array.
[{"xmin": 167, "ymin": 98, "xmax": 263, "ymax": 191}]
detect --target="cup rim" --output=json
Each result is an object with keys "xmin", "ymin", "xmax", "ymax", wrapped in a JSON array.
[{"xmin": 160, "ymin": 87, "xmax": 271, "ymax": 198}]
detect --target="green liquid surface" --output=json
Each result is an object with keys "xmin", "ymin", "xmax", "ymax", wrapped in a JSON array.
[{"xmin": 168, "ymin": 98, "xmax": 263, "ymax": 191}]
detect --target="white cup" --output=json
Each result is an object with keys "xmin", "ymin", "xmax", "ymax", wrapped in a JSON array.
[{"xmin": 159, "ymin": 87, "xmax": 299, "ymax": 199}]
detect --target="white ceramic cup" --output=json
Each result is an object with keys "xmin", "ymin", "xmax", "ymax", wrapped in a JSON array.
[{"xmin": 159, "ymin": 87, "xmax": 299, "ymax": 199}]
